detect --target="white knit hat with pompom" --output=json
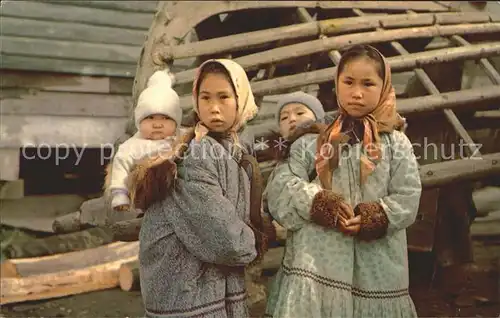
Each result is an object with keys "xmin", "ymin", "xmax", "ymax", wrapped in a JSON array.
[{"xmin": 134, "ymin": 70, "xmax": 182, "ymax": 129}]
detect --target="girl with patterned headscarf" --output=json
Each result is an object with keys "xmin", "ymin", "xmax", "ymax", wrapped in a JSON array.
[
  {"xmin": 265, "ymin": 45, "xmax": 422, "ymax": 317},
  {"xmin": 130, "ymin": 59, "xmax": 271, "ymax": 317}
]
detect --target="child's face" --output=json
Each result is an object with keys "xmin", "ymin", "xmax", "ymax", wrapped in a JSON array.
[
  {"xmin": 279, "ymin": 103, "xmax": 316, "ymax": 139},
  {"xmin": 197, "ymin": 73, "xmax": 237, "ymax": 133},
  {"xmin": 139, "ymin": 114, "xmax": 177, "ymax": 140},
  {"xmin": 337, "ymin": 57, "xmax": 383, "ymax": 118}
]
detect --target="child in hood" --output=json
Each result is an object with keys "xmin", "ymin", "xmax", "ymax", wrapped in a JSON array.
[
  {"xmin": 106, "ymin": 69, "xmax": 182, "ymax": 211},
  {"xmin": 265, "ymin": 44, "xmax": 421, "ymax": 317},
  {"xmin": 129, "ymin": 59, "xmax": 273, "ymax": 317}
]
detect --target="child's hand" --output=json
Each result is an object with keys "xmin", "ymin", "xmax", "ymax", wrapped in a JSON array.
[
  {"xmin": 339, "ymin": 202, "xmax": 355, "ymax": 219},
  {"xmin": 343, "ymin": 215, "xmax": 361, "ymax": 235}
]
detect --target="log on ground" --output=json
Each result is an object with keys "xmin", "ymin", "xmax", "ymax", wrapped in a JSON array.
[
  {"xmin": 119, "ymin": 259, "xmax": 140, "ymax": 292},
  {"xmin": 0, "ymin": 255, "xmax": 137, "ymax": 305},
  {"xmin": 1, "ymin": 241, "xmax": 138, "ymax": 279}
]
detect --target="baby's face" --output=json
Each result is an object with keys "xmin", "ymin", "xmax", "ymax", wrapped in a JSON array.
[
  {"xmin": 139, "ymin": 114, "xmax": 177, "ymax": 140},
  {"xmin": 279, "ymin": 103, "xmax": 316, "ymax": 139}
]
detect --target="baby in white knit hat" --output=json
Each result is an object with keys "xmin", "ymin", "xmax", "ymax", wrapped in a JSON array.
[{"xmin": 108, "ymin": 69, "xmax": 182, "ymax": 211}]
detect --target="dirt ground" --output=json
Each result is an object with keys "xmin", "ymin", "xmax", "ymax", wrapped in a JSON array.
[{"xmin": 1, "ymin": 241, "xmax": 498, "ymax": 318}]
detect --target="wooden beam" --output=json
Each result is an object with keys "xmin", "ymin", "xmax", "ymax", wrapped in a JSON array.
[
  {"xmin": 450, "ymin": 35, "xmax": 500, "ymax": 85},
  {"xmin": 173, "ymin": 21, "xmax": 500, "ymax": 85},
  {"xmin": 420, "ymin": 152, "xmax": 500, "ymax": 188},
  {"xmin": 316, "ymin": 1, "xmax": 451, "ymax": 12}
]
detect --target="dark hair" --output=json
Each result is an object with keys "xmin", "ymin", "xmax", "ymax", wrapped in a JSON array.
[
  {"xmin": 337, "ymin": 45, "xmax": 385, "ymax": 80},
  {"xmin": 195, "ymin": 61, "xmax": 236, "ymax": 96}
]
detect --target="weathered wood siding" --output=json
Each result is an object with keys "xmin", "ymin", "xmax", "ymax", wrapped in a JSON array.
[
  {"xmin": 0, "ymin": 0, "xmax": 158, "ymax": 77},
  {"xmin": 0, "ymin": 1, "xmax": 160, "ymax": 180}
]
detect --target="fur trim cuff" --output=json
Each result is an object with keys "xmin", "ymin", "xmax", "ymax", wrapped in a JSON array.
[
  {"xmin": 354, "ymin": 202, "xmax": 389, "ymax": 241},
  {"xmin": 310, "ymin": 190, "xmax": 345, "ymax": 228}
]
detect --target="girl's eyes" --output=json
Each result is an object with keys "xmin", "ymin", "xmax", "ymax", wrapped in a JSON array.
[
  {"xmin": 199, "ymin": 95, "xmax": 231, "ymax": 100},
  {"xmin": 297, "ymin": 112, "xmax": 305, "ymax": 116},
  {"xmin": 280, "ymin": 116, "xmax": 288, "ymax": 121}
]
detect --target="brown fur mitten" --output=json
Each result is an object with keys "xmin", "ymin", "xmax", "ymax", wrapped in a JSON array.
[
  {"xmin": 354, "ymin": 202, "xmax": 389, "ymax": 241},
  {"xmin": 310, "ymin": 190, "xmax": 345, "ymax": 228}
]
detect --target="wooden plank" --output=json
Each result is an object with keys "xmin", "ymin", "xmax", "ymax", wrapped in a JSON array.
[
  {"xmin": 0, "ymin": 54, "xmax": 137, "ymax": 78},
  {"xmin": 0, "ymin": 116, "xmax": 127, "ymax": 148},
  {"xmin": 0, "ymin": 1, "xmax": 153, "ymax": 30},
  {"xmin": 1, "ymin": 36, "xmax": 141, "ymax": 64},
  {"xmin": 0, "ymin": 16, "xmax": 148, "ymax": 46},
  {"xmin": 317, "ymin": 1, "xmax": 450, "ymax": 12},
  {"xmin": 37, "ymin": 0, "xmax": 159, "ymax": 13},
  {"xmin": 420, "ymin": 152, "xmax": 500, "ymax": 188},
  {"xmin": 0, "ymin": 70, "xmax": 133, "ymax": 95},
  {"xmin": 0, "ymin": 149, "xmax": 20, "ymax": 181},
  {"xmin": 0, "ymin": 90, "xmax": 131, "ymax": 117}
]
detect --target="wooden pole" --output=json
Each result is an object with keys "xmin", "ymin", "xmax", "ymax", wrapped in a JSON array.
[
  {"xmin": 177, "ymin": 42, "xmax": 500, "ymax": 110},
  {"xmin": 173, "ymin": 22, "xmax": 500, "ymax": 86}
]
